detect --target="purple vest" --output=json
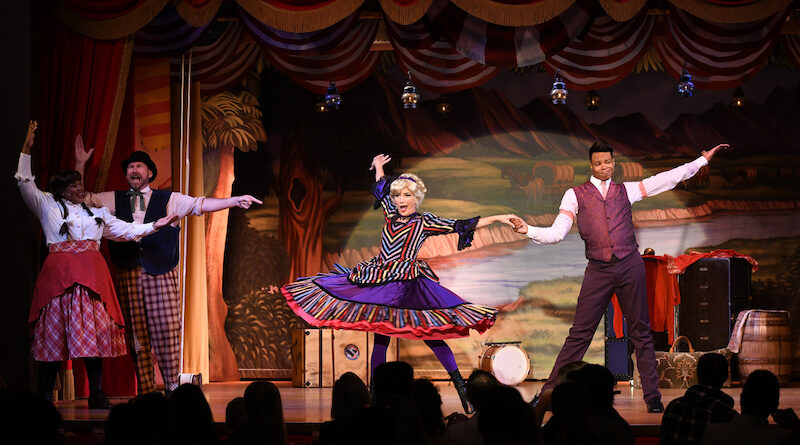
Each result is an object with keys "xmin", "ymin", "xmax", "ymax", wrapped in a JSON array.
[{"xmin": 574, "ymin": 181, "xmax": 638, "ymax": 262}]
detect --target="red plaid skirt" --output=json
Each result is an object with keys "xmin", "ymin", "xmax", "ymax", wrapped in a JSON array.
[{"xmin": 32, "ymin": 284, "xmax": 127, "ymax": 361}]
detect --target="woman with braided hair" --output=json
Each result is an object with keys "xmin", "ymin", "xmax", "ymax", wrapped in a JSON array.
[
  {"xmin": 16, "ymin": 121, "xmax": 177, "ymax": 408},
  {"xmin": 282, "ymin": 154, "xmax": 518, "ymax": 413}
]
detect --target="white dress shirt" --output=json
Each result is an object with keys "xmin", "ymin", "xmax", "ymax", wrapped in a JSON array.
[
  {"xmin": 16, "ymin": 153, "xmax": 157, "ymax": 245},
  {"xmin": 83, "ymin": 186, "xmax": 204, "ymax": 225},
  {"xmin": 525, "ymin": 156, "xmax": 709, "ymax": 244}
]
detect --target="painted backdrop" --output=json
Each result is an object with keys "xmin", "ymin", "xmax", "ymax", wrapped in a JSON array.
[{"xmin": 214, "ymin": 64, "xmax": 800, "ymax": 380}]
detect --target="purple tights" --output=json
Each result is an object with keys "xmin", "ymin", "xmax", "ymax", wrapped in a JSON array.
[{"xmin": 370, "ymin": 333, "xmax": 458, "ymax": 377}]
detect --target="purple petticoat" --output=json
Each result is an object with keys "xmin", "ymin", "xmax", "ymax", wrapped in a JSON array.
[{"xmin": 281, "ymin": 267, "xmax": 498, "ymax": 340}]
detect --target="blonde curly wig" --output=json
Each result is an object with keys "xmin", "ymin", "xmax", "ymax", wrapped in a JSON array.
[{"xmin": 390, "ymin": 173, "xmax": 427, "ymax": 206}]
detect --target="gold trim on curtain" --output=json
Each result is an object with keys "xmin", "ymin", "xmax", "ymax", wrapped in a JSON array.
[
  {"xmin": 669, "ymin": 0, "xmax": 792, "ymax": 23},
  {"xmin": 448, "ymin": 0, "xmax": 576, "ymax": 26},
  {"xmin": 235, "ymin": 0, "xmax": 365, "ymax": 32},
  {"xmin": 49, "ymin": 0, "xmax": 169, "ymax": 40},
  {"xmin": 173, "ymin": 0, "xmax": 224, "ymax": 27},
  {"xmin": 598, "ymin": 0, "xmax": 648, "ymax": 22},
  {"xmin": 378, "ymin": 0, "xmax": 434, "ymax": 24},
  {"xmin": 96, "ymin": 36, "xmax": 134, "ymax": 192}
]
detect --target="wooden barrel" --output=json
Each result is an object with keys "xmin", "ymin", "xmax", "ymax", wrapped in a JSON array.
[{"xmin": 737, "ymin": 311, "xmax": 793, "ymax": 385}]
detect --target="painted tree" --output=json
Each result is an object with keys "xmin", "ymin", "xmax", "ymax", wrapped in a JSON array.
[{"xmin": 201, "ymin": 87, "xmax": 267, "ymax": 381}]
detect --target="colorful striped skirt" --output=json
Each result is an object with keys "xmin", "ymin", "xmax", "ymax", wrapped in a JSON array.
[{"xmin": 281, "ymin": 265, "xmax": 497, "ymax": 340}]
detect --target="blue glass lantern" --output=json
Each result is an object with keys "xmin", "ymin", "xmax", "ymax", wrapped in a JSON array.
[
  {"xmin": 325, "ymin": 81, "xmax": 342, "ymax": 110},
  {"xmin": 677, "ymin": 62, "xmax": 695, "ymax": 98},
  {"xmin": 401, "ymin": 71, "xmax": 420, "ymax": 109},
  {"xmin": 551, "ymin": 69, "xmax": 568, "ymax": 105}
]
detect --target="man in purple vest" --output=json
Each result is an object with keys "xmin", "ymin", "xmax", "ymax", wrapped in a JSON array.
[
  {"xmin": 510, "ymin": 141, "xmax": 728, "ymax": 413},
  {"xmin": 76, "ymin": 143, "xmax": 261, "ymax": 395}
]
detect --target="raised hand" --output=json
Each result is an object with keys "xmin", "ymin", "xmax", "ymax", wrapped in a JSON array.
[
  {"xmin": 701, "ymin": 144, "xmax": 730, "ymax": 162},
  {"xmin": 74, "ymin": 134, "xmax": 94, "ymax": 166},
  {"xmin": 233, "ymin": 195, "xmax": 263, "ymax": 209},
  {"xmin": 153, "ymin": 214, "xmax": 180, "ymax": 230},
  {"xmin": 370, "ymin": 154, "xmax": 391, "ymax": 171},
  {"xmin": 22, "ymin": 121, "xmax": 37, "ymax": 154}
]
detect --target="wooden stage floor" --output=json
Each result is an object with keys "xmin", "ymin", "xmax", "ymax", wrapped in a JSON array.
[{"xmin": 56, "ymin": 380, "xmax": 800, "ymax": 436}]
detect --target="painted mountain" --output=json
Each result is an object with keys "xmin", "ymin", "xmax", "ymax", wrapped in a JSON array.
[{"xmin": 665, "ymin": 86, "xmax": 800, "ymax": 154}]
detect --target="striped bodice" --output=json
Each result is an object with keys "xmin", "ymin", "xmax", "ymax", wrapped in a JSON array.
[{"xmin": 348, "ymin": 177, "xmax": 473, "ymax": 285}]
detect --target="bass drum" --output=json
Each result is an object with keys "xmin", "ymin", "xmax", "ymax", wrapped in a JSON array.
[{"xmin": 478, "ymin": 343, "xmax": 531, "ymax": 386}]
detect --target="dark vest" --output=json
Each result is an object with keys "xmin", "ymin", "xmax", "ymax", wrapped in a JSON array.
[
  {"xmin": 574, "ymin": 181, "xmax": 638, "ymax": 262},
  {"xmin": 107, "ymin": 189, "xmax": 180, "ymax": 275}
]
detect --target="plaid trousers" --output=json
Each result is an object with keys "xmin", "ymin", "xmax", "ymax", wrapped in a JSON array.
[{"xmin": 115, "ymin": 266, "xmax": 181, "ymax": 393}]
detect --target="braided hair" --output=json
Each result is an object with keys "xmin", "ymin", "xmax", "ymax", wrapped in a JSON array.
[{"xmin": 48, "ymin": 169, "xmax": 103, "ymax": 237}]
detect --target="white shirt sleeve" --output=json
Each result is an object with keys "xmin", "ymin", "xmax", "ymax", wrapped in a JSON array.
[
  {"xmin": 523, "ymin": 188, "xmax": 577, "ymax": 244},
  {"xmin": 16, "ymin": 153, "xmax": 50, "ymax": 217},
  {"xmin": 624, "ymin": 156, "xmax": 708, "ymax": 204},
  {"xmin": 98, "ymin": 207, "xmax": 157, "ymax": 241}
]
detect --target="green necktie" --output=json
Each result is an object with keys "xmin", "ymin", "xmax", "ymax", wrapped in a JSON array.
[{"xmin": 126, "ymin": 189, "xmax": 145, "ymax": 213}]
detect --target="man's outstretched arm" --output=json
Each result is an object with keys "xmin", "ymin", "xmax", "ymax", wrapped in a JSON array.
[{"xmin": 510, "ymin": 189, "xmax": 576, "ymax": 244}]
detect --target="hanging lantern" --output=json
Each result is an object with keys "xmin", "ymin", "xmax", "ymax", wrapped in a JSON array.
[
  {"xmin": 436, "ymin": 94, "xmax": 451, "ymax": 119},
  {"xmin": 550, "ymin": 69, "xmax": 568, "ymax": 105},
  {"xmin": 585, "ymin": 90, "xmax": 600, "ymax": 111},
  {"xmin": 401, "ymin": 71, "xmax": 420, "ymax": 109},
  {"xmin": 677, "ymin": 62, "xmax": 695, "ymax": 98},
  {"xmin": 731, "ymin": 86, "xmax": 745, "ymax": 108},
  {"xmin": 325, "ymin": 81, "xmax": 342, "ymax": 110}
]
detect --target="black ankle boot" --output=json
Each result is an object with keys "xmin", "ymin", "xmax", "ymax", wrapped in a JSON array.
[
  {"xmin": 369, "ymin": 378, "xmax": 376, "ymax": 405},
  {"xmin": 88, "ymin": 388, "xmax": 112, "ymax": 409},
  {"xmin": 448, "ymin": 370, "xmax": 473, "ymax": 414}
]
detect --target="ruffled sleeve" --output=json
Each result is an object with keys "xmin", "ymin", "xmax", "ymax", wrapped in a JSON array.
[
  {"xmin": 422, "ymin": 213, "xmax": 480, "ymax": 251},
  {"xmin": 16, "ymin": 152, "xmax": 51, "ymax": 217},
  {"xmin": 372, "ymin": 176, "xmax": 397, "ymax": 218}
]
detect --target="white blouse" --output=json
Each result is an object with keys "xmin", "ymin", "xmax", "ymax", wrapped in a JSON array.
[{"xmin": 16, "ymin": 153, "xmax": 157, "ymax": 245}]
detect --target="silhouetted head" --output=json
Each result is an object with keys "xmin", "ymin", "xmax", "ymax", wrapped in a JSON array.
[
  {"xmin": 465, "ymin": 369, "xmax": 498, "ymax": 412},
  {"xmin": 373, "ymin": 361, "xmax": 414, "ymax": 405},
  {"xmin": 331, "ymin": 372, "xmax": 368, "ymax": 422},
  {"xmin": 697, "ymin": 353, "xmax": 729, "ymax": 388},
  {"xmin": 741, "ymin": 370, "xmax": 780, "ymax": 417}
]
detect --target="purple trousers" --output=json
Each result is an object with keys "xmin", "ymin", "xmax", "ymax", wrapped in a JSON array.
[{"xmin": 542, "ymin": 252, "xmax": 661, "ymax": 402}]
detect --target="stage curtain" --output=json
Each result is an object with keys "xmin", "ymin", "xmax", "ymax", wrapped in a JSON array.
[
  {"xmin": 134, "ymin": 3, "xmax": 213, "ymax": 58},
  {"xmin": 174, "ymin": 0, "xmax": 224, "ymax": 26},
  {"xmin": 544, "ymin": 9, "xmax": 656, "ymax": 91},
  {"xmin": 388, "ymin": 20, "xmax": 499, "ymax": 92},
  {"xmin": 264, "ymin": 19, "xmax": 381, "ymax": 94},
  {"xmin": 426, "ymin": 0, "xmax": 594, "ymax": 67},
  {"xmin": 654, "ymin": 3, "xmax": 788, "ymax": 89},
  {"xmin": 39, "ymin": 11, "xmax": 133, "ymax": 195},
  {"xmin": 239, "ymin": 8, "xmax": 359, "ymax": 54},
  {"xmin": 168, "ymin": 21, "xmax": 261, "ymax": 95},
  {"xmin": 598, "ymin": 0, "xmax": 648, "ymax": 21},
  {"xmin": 48, "ymin": 0, "xmax": 169, "ymax": 40},
  {"xmin": 235, "ymin": 0, "xmax": 365, "ymax": 32},
  {"xmin": 379, "ymin": 0, "xmax": 435, "ymax": 24},
  {"xmin": 448, "ymin": 0, "xmax": 577, "ymax": 26},
  {"xmin": 669, "ymin": 0, "xmax": 793, "ymax": 23}
]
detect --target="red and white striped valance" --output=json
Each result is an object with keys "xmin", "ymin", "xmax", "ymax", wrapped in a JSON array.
[
  {"xmin": 654, "ymin": 3, "xmax": 787, "ymax": 89},
  {"xmin": 264, "ymin": 19, "xmax": 381, "ymax": 94},
  {"xmin": 388, "ymin": 20, "xmax": 498, "ymax": 92},
  {"xmin": 544, "ymin": 10, "xmax": 655, "ymax": 90},
  {"xmin": 169, "ymin": 22, "xmax": 261, "ymax": 95},
  {"xmin": 425, "ymin": 0, "xmax": 594, "ymax": 67}
]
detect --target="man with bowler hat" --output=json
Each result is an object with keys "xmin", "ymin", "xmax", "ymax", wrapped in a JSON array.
[
  {"xmin": 76, "ymin": 142, "xmax": 261, "ymax": 395},
  {"xmin": 510, "ymin": 141, "xmax": 728, "ymax": 413}
]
